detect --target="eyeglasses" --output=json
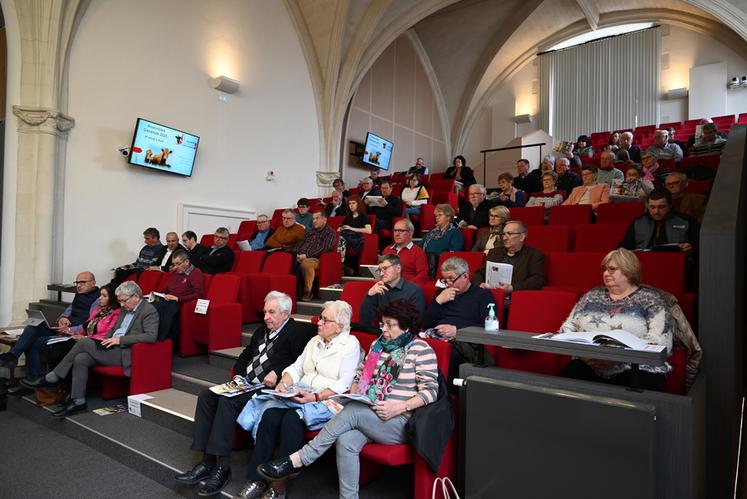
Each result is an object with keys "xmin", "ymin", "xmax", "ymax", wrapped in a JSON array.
[
  {"xmin": 213, "ymin": 235, "xmax": 228, "ymax": 240},
  {"xmin": 393, "ymin": 228, "xmax": 411, "ymax": 233},
  {"xmin": 378, "ymin": 321, "xmax": 399, "ymax": 330},
  {"xmin": 170, "ymin": 260, "xmax": 186, "ymax": 267},
  {"xmin": 378, "ymin": 264, "xmax": 396, "ymax": 272},
  {"xmin": 282, "ymin": 217, "xmax": 296, "ymax": 221},
  {"xmin": 257, "ymin": 220, "xmax": 269, "ymax": 224},
  {"xmin": 488, "ymin": 215, "xmax": 503, "ymax": 219},
  {"xmin": 501, "ymin": 231, "xmax": 524, "ymax": 237},
  {"xmin": 317, "ymin": 315, "xmax": 337, "ymax": 325},
  {"xmin": 601, "ymin": 265, "xmax": 620, "ymax": 273},
  {"xmin": 117, "ymin": 295, "xmax": 134, "ymax": 304},
  {"xmin": 442, "ymin": 272, "xmax": 465, "ymax": 285},
  {"xmin": 73, "ymin": 279, "xmax": 92, "ymax": 285}
]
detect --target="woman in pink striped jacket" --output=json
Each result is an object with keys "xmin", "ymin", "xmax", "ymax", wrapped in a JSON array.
[{"xmin": 256, "ymin": 299, "xmax": 439, "ymax": 499}]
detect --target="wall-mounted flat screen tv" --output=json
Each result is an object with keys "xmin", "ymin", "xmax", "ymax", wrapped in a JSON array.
[
  {"xmin": 128, "ymin": 118, "xmax": 200, "ymax": 177},
  {"xmin": 362, "ymin": 132, "xmax": 394, "ymax": 171}
]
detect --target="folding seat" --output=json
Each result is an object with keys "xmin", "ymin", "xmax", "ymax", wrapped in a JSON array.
[
  {"xmin": 494, "ymin": 290, "xmax": 579, "ymax": 374},
  {"xmin": 241, "ymin": 252, "xmax": 295, "ymax": 323},
  {"xmin": 431, "ymin": 191, "xmax": 459, "ymax": 211},
  {"xmin": 711, "ymin": 114, "xmax": 735, "ymax": 127},
  {"xmin": 573, "ymin": 223, "xmax": 627, "ymax": 252},
  {"xmin": 137, "ymin": 269, "xmax": 165, "ymax": 295},
  {"xmin": 509, "ymin": 206, "xmax": 545, "ymax": 226},
  {"xmin": 434, "ymin": 251, "xmax": 485, "ymax": 281},
  {"xmin": 548, "ymin": 204, "xmax": 592, "ymax": 226},
  {"xmin": 544, "ymin": 252, "xmax": 606, "ymax": 295},
  {"xmin": 460, "ymin": 228, "xmax": 477, "ymax": 251},
  {"xmin": 200, "ymin": 233, "xmax": 239, "ymax": 250},
  {"xmin": 417, "ymin": 203, "xmax": 436, "ymax": 235},
  {"xmin": 428, "ymin": 172, "xmax": 446, "ymax": 182},
  {"xmin": 232, "ymin": 250, "xmax": 267, "ymax": 275},
  {"xmin": 683, "ymin": 118, "xmax": 703, "ymax": 128},
  {"xmin": 525, "ymin": 225, "xmax": 573, "ymax": 256},
  {"xmin": 636, "ymin": 252, "xmax": 686, "ymax": 296},
  {"xmin": 91, "ymin": 339, "xmax": 173, "ymax": 399},
  {"xmin": 179, "ymin": 273, "xmax": 242, "ymax": 356},
  {"xmin": 430, "ymin": 179, "xmax": 456, "ymax": 193},
  {"xmin": 596, "ymin": 201, "xmax": 644, "ymax": 225},
  {"xmin": 346, "ymin": 233, "xmax": 379, "ymax": 267},
  {"xmin": 634, "ymin": 125, "xmax": 656, "ymax": 137},
  {"xmin": 341, "ymin": 281, "xmax": 374, "ymax": 324},
  {"xmin": 270, "ymin": 208, "xmax": 287, "ymax": 229},
  {"xmin": 326, "ymin": 216, "xmax": 345, "ymax": 230},
  {"xmin": 419, "ymin": 282, "xmax": 438, "ymax": 307},
  {"xmin": 237, "ymin": 220, "xmax": 257, "ymax": 242}
]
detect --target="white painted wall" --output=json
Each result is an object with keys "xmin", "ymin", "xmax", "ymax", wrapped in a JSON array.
[{"xmin": 62, "ymin": 0, "xmax": 318, "ymax": 283}]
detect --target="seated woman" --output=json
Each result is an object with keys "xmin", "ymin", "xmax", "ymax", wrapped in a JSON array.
[
  {"xmin": 400, "ymin": 173, "xmax": 429, "ymax": 219},
  {"xmin": 444, "ymin": 155, "xmax": 476, "ymax": 191},
  {"xmin": 615, "ymin": 164, "xmax": 653, "ymax": 200},
  {"xmin": 562, "ymin": 165, "xmax": 610, "ymax": 211},
  {"xmin": 525, "ymin": 171, "xmax": 564, "ymax": 211},
  {"xmin": 43, "ymin": 284, "xmax": 122, "ymax": 368},
  {"xmin": 420, "ymin": 203, "xmax": 464, "ymax": 279},
  {"xmin": 557, "ymin": 248, "xmax": 673, "ymax": 391},
  {"xmin": 338, "ymin": 195, "xmax": 372, "ymax": 274},
  {"xmin": 472, "ymin": 205, "xmax": 510, "ymax": 254},
  {"xmin": 256, "ymin": 299, "xmax": 439, "ymax": 499},
  {"xmin": 494, "ymin": 172, "xmax": 527, "ymax": 207},
  {"xmin": 235, "ymin": 300, "xmax": 361, "ymax": 499}
]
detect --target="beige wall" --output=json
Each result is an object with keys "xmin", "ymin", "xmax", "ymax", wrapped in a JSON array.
[{"xmin": 343, "ymin": 35, "xmax": 447, "ymax": 185}]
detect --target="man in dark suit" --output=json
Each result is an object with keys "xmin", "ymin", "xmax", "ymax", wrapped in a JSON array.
[
  {"xmin": 200, "ymin": 227, "xmax": 235, "ymax": 274},
  {"xmin": 366, "ymin": 179, "xmax": 402, "ymax": 231},
  {"xmin": 149, "ymin": 231, "xmax": 185, "ymax": 272},
  {"xmin": 456, "ymin": 184, "xmax": 494, "ymax": 229},
  {"xmin": 24, "ymin": 280, "xmax": 159, "ymax": 417},
  {"xmin": 324, "ymin": 190, "xmax": 348, "ymax": 218},
  {"xmin": 174, "ymin": 291, "xmax": 313, "ymax": 496},
  {"xmin": 181, "ymin": 230, "xmax": 209, "ymax": 269}
]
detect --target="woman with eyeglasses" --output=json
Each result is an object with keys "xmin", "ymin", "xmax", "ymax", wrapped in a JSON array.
[
  {"xmin": 256, "ymin": 299, "xmax": 439, "ymax": 499},
  {"xmin": 235, "ymin": 300, "xmax": 361, "ymax": 499},
  {"xmin": 472, "ymin": 205, "xmax": 510, "ymax": 254},
  {"xmin": 420, "ymin": 203, "xmax": 464, "ymax": 279},
  {"xmin": 400, "ymin": 173, "xmax": 430, "ymax": 219},
  {"xmin": 557, "ymin": 248, "xmax": 673, "ymax": 391}
]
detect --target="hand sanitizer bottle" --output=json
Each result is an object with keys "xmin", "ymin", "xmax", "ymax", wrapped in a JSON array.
[{"xmin": 485, "ymin": 303, "xmax": 499, "ymax": 332}]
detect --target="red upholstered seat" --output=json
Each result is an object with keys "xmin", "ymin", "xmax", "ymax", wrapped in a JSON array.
[
  {"xmin": 664, "ymin": 347, "xmax": 688, "ymax": 395},
  {"xmin": 239, "ymin": 252, "xmax": 294, "ymax": 322},
  {"xmin": 233, "ymin": 250, "xmax": 267, "ymax": 275},
  {"xmin": 417, "ymin": 203, "xmax": 436, "ymax": 235},
  {"xmin": 573, "ymin": 223, "xmax": 627, "ymax": 252},
  {"xmin": 326, "ymin": 216, "xmax": 345, "ymax": 230},
  {"xmin": 548, "ymin": 204, "xmax": 592, "ymax": 226},
  {"xmin": 509, "ymin": 206, "xmax": 545, "ymax": 226},
  {"xmin": 544, "ymin": 252, "xmax": 606, "ymax": 295},
  {"xmin": 341, "ymin": 282, "xmax": 374, "ymax": 324},
  {"xmin": 525, "ymin": 225, "xmax": 573, "ymax": 255},
  {"xmin": 237, "ymin": 220, "xmax": 257, "ymax": 242},
  {"xmin": 137, "ymin": 270, "xmax": 164, "ymax": 296},
  {"xmin": 434, "ymin": 251, "xmax": 485, "ymax": 281},
  {"xmin": 636, "ymin": 252, "xmax": 686, "ymax": 296},
  {"xmin": 595, "ymin": 202, "xmax": 644, "ymax": 225},
  {"xmin": 91, "ymin": 340, "xmax": 173, "ymax": 399},
  {"xmin": 431, "ymin": 191, "xmax": 459, "ymax": 211},
  {"xmin": 460, "ymin": 228, "xmax": 477, "ymax": 251}
]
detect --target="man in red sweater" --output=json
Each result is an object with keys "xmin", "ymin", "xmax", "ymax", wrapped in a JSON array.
[
  {"xmin": 382, "ymin": 219, "xmax": 429, "ymax": 284},
  {"xmin": 153, "ymin": 249, "xmax": 205, "ymax": 341}
]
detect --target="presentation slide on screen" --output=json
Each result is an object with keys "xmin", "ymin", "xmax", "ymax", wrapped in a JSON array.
[
  {"xmin": 130, "ymin": 120, "xmax": 200, "ymax": 176},
  {"xmin": 363, "ymin": 134, "xmax": 393, "ymax": 170}
]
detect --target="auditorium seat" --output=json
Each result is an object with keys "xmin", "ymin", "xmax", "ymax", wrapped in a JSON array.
[
  {"xmin": 573, "ymin": 223, "xmax": 627, "ymax": 252},
  {"xmin": 200, "ymin": 233, "xmax": 239, "ymax": 250},
  {"xmin": 526, "ymin": 225, "xmax": 573, "ymax": 255},
  {"xmin": 596, "ymin": 201, "xmax": 644, "ymax": 225},
  {"xmin": 634, "ymin": 125, "xmax": 656, "ymax": 137},
  {"xmin": 659, "ymin": 121, "xmax": 681, "ymax": 130},
  {"xmin": 508, "ymin": 206, "xmax": 545, "ymax": 226},
  {"xmin": 431, "ymin": 191, "xmax": 459, "ymax": 211},
  {"xmin": 91, "ymin": 339, "xmax": 173, "ymax": 400},
  {"xmin": 137, "ymin": 270, "xmax": 165, "ymax": 296},
  {"xmin": 430, "ymin": 179, "xmax": 456, "ymax": 193},
  {"xmin": 346, "ymin": 233, "xmax": 379, "ymax": 267},
  {"xmin": 738, "ymin": 113, "xmax": 747, "ymax": 125},
  {"xmin": 679, "ymin": 155, "xmax": 720, "ymax": 175},
  {"xmin": 683, "ymin": 118, "xmax": 703, "ymax": 128},
  {"xmin": 179, "ymin": 273, "xmax": 242, "ymax": 356},
  {"xmin": 419, "ymin": 282, "xmax": 438, "ymax": 307},
  {"xmin": 684, "ymin": 180, "xmax": 712, "ymax": 195},
  {"xmin": 460, "ymin": 228, "xmax": 477, "ymax": 251},
  {"xmin": 232, "ymin": 250, "xmax": 267, "ymax": 276},
  {"xmin": 434, "ymin": 251, "xmax": 485, "ymax": 281},
  {"xmin": 544, "ymin": 252, "xmax": 606, "ymax": 295},
  {"xmin": 416, "ymin": 203, "xmax": 436, "ymax": 235},
  {"xmin": 341, "ymin": 281, "xmax": 374, "ymax": 324},
  {"xmin": 240, "ymin": 252, "xmax": 295, "ymax": 322},
  {"xmin": 636, "ymin": 252, "xmax": 686, "ymax": 296},
  {"xmin": 548, "ymin": 204, "xmax": 592, "ymax": 226},
  {"xmin": 658, "ymin": 157, "xmax": 676, "ymax": 171},
  {"xmin": 315, "ymin": 250, "xmax": 343, "ymax": 295},
  {"xmin": 237, "ymin": 220, "xmax": 257, "ymax": 242},
  {"xmin": 326, "ymin": 215, "xmax": 344, "ymax": 230}
]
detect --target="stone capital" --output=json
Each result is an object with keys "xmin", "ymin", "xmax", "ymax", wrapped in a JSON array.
[
  {"xmin": 316, "ymin": 170, "xmax": 341, "ymax": 187},
  {"xmin": 12, "ymin": 105, "xmax": 75, "ymax": 137}
]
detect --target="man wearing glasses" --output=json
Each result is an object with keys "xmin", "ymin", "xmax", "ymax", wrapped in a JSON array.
[
  {"xmin": 360, "ymin": 254, "xmax": 425, "ymax": 326},
  {"xmin": 152, "ymin": 250, "xmax": 205, "ymax": 341},
  {"xmin": 382, "ymin": 219, "xmax": 429, "ymax": 284},
  {"xmin": 0, "ymin": 272, "xmax": 100, "ymax": 387},
  {"xmin": 24, "ymin": 281, "xmax": 158, "ymax": 417},
  {"xmin": 266, "ymin": 210, "xmax": 305, "ymax": 251},
  {"xmin": 474, "ymin": 220, "xmax": 545, "ymax": 295},
  {"xmin": 456, "ymin": 184, "xmax": 495, "ymax": 229},
  {"xmin": 247, "ymin": 214, "xmax": 274, "ymax": 250},
  {"xmin": 112, "ymin": 227, "xmax": 166, "ymax": 285},
  {"xmin": 422, "ymin": 257, "xmax": 494, "ymax": 383},
  {"xmin": 201, "ymin": 227, "xmax": 235, "ymax": 274}
]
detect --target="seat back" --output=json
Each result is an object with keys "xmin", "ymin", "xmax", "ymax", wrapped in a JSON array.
[
  {"xmin": 262, "ymin": 251, "xmax": 293, "ymax": 274},
  {"xmin": 341, "ymin": 281, "xmax": 374, "ymax": 323},
  {"xmin": 206, "ymin": 273, "xmax": 241, "ymax": 303},
  {"xmin": 430, "ymin": 179, "xmax": 456, "ymax": 193},
  {"xmin": 573, "ymin": 223, "xmax": 627, "ymax": 252},
  {"xmin": 596, "ymin": 202, "xmax": 645, "ymax": 225},
  {"xmin": 156, "ymin": 271, "xmax": 171, "ymax": 292},
  {"xmin": 422, "ymin": 337, "xmax": 452, "ymax": 379},
  {"xmin": 509, "ymin": 206, "xmax": 545, "ymax": 226},
  {"xmin": 237, "ymin": 220, "xmax": 257, "ymax": 242},
  {"xmin": 327, "ymin": 216, "xmax": 345, "ymax": 230},
  {"xmin": 431, "ymin": 191, "xmax": 459, "ymax": 211},
  {"xmin": 352, "ymin": 331, "xmax": 377, "ymax": 354},
  {"xmin": 548, "ymin": 204, "xmax": 592, "ymax": 226},
  {"xmin": 460, "ymin": 228, "xmax": 477, "ymax": 251},
  {"xmin": 434, "ymin": 251, "xmax": 486, "ymax": 281},
  {"xmin": 418, "ymin": 203, "xmax": 436, "ymax": 234},
  {"xmin": 507, "ymin": 290, "xmax": 578, "ymax": 333},
  {"xmin": 137, "ymin": 270, "xmax": 164, "ymax": 295},
  {"xmin": 270, "ymin": 208, "xmax": 288, "ymax": 229},
  {"xmin": 545, "ymin": 252, "xmax": 606, "ymax": 292},
  {"xmin": 525, "ymin": 225, "xmax": 573, "ymax": 256},
  {"xmin": 233, "ymin": 250, "xmax": 267, "ymax": 275},
  {"xmin": 637, "ymin": 251, "xmax": 686, "ymax": 296}
]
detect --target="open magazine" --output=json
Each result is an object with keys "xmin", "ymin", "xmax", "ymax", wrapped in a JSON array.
[
  {"xmin": 210, "ymin": 376, "xmax": 265, "ymax": 397},
  {"xmin": 485, "ymin": 261, "xmax": 513, "ymax": 288},
  {"xmin": 328, "ymin": 393, "xmax": 376, "ymax": 406},
  {"xmin": 534, "ymin": 329, "xmax": 665, "ymax": 352}
]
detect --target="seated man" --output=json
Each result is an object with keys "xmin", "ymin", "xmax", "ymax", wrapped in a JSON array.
[
  {"xmin": 174, "ymin": 291, "xmax": 313, "ymax": 496},
  {"xmin": 473, "ymin": 221, "xmax": 544, "ymax": 296},
  {"xmin": 295, "ymin": 199, "xmax": 313, "ymax": 231},
  {"xmin": 645, "ymin": 129, "xmax": 683, "ymax": 161},
  {"xmin": 596, "ymin": 151, "xmax": 624, "ymax": 188},
  {"xmin": 247, "ymin": 214, "xmax": 273, "ymax": 250},
  {"xmin": 323, "ymin": 190, "xmax": 348, "ymax": 218},
  {"xmin": 408, "ymin": 157, "xmax": 429, "ymax": 176},
  {"xmin": 563, "ymin": 165, "xmax": 610, "ymax": 210},
  {"xmin": 294, "ymin": 211, "xmax": 337, "ymax": 300},
  {"xmin": 201, "ymin": 227, "xmax": 235, "ymax": 274},
  {"xmin": 615, "ymin": 131, "xmax": 642, "ymax": 163},
  {"xmin": 382, "ymin": 218, "xmax": 429, "ymax": 284},
  {"xmin": 358, "ymin": 177, "xmax": 379, "ymax": 202},
  {"xmin": 23, "ymin": 281, "xmax": 158, "ymax": 417},
  {"xmin": 360, "ymin": 254, "xmax": 425, "ymax": 327},
  {"xmin": 690, "ymin": 122, "xmax": 727, "ymax": 156},
  {"xmin": 0, "ymin": 272, "xmax": 100, "ymax": 391},
  {"xmin": 421, "ymin": 256, "xmax": 493, "ymax": 383},
  {"xmin": 620, "ymin": 188, "xmax": 699, "ymax": 255},
  {"xmin": 514, "ymin": 159, "xmax": 541, "ymax": 194},
  {"xmin": 554, "ymin": 157, "xmax": 581, "ymax": 197},
  {"xmin": 113, "ymin": 227, "xmax": 166, "ymax": 284},
  {"xmin": 366, "ymin": 180, "xmax": 402, "ymax": 232},
  {"xmin": 665, "ymin": 172, "xmax": 706, "ymax": 224},
  {"xmin": 150, "ymin": 232, "xmax": 184, "ymax": 272},
  {"xmin": 265, "ymin": 209, "xmax": 305, "ymax": 251},
  {"xmin": 181, "ymin": 230, "xmax": 209, "ymax": 270},
  {"xmin": 152, "ymin": 250, "xmax": 205, "ymax": 341},
  {"xmin": 456, "ymin": 184, "xmax": 494, "ymax": 229}
]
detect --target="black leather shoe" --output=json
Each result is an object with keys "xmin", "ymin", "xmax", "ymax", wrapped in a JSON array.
[
  {"xmin": 21, "ymin": 377, "xmax": 58, "ymax": 390},
  {"xmin": 197, "ymin": 466, "xmax": 231, "ymax": 496},
  {"xmin": 175, "ymin": 462, "xmax": 213, "ymax": 485},
  {"xmin": 0, "ymin": 352, "xmax": 18, "ymax": 369},
  {"xmin": 257, "ymin": 457, "xmax": 301, "ymax": 481},
  {"xmin": 52, "ymin": 400, "xmax": 87, "ymax": 418},
  {"xmin": 7, "ymin": 384, "xmax": 33, "ymax": 397}
]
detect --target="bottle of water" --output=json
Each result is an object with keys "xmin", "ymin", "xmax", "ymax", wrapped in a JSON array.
[{"xmin": 485, "ymin": 303, "xmax": 499, "ymax": 332}]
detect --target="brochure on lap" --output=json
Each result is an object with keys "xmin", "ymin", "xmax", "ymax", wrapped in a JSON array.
[
  {"xmin": 210, "ymin": 376, "xmax": 265, "ymax": 397},
  {"xmin": 328, "ymin": 393, "xmax": 376, "ymax": 406}
]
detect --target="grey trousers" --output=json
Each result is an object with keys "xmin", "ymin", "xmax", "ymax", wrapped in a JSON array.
[
  {"xmin": 53, "ymin": 338, "xmax": 123, "ymax": 400},
  {"xmin": 298, "ymin": 402, "xmax": 408, "ymax": 499}
]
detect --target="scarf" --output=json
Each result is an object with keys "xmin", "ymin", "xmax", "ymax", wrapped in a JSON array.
[
  {"xmin": 356, "ymin": 331, "xmax": 415, "ymax": 402},
  {"xmin": 421, "ymin": 223, "xmax": 456, "ymax": 250},
  {"xmin": 86, "ymin": 306, "xmax": 112, "ymax": 336}
]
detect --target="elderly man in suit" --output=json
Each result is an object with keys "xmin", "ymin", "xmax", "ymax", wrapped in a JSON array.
[{"xmin": 24, "ymin": 280, "xmax": 158, "ymax": 417}]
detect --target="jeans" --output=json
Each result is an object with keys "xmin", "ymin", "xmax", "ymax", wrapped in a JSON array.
[
  {"xmin": 11, "ymin": 324, "xmax": 57, "ymax": 377},
  {"xmin": 298, "ymin": 402, "xmax": 408, "ymax": 499},
  {"xmin": 405, "ymin": 206, "xmax": 421, "ymax": 218}
]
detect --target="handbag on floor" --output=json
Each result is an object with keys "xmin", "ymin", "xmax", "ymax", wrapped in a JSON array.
[
  {"xmin": 432, "ymin": 476, "xmax": 460, "ymax": 499},
  {"xmin": 35, "ymin": 387, "xmax": 67, "ymax": 407}
]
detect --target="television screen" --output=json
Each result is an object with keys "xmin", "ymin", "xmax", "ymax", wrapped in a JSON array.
[
  {"xmin": 128, "ymin": 118, "xmax": 200, "ymax": 177},
  {"xmin": 362, "ymin": 132, "xmax": 394, "ymax": 171}
]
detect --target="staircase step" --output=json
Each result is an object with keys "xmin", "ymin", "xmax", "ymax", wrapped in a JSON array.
[
  {"xmin": 172, "ymin": 355, "xmax": 228, "ymax": 385},
  {"xmin": 297, "ymin": 300, "xmax": 325, "ymax": 316},
  {"xmin": 318, "ymin": 286, "xmax": 343, "ymax": 301},
  {"xmin": 172, "ymin": 371, "xmax": 214, "ymax": 396},
  {"xmin": 139, "ymin": 388, "xmax": 197, "ymax": 437},
  {"xmin": 341, "ymin": 276, "xmax": 375, "ymax": 284},
  {"xmin": 209, "ymin": 347, "xmax": 243, "ymax": 370}
]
